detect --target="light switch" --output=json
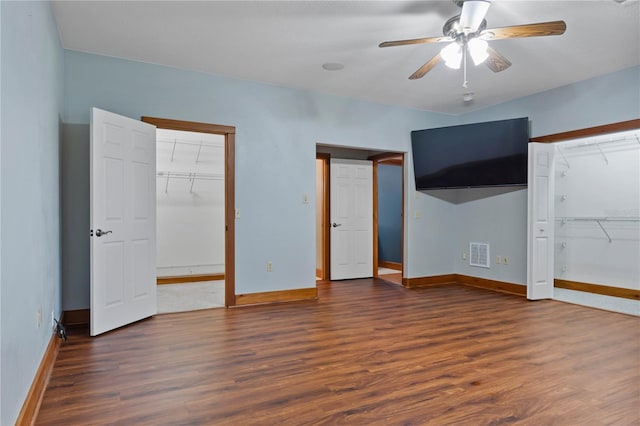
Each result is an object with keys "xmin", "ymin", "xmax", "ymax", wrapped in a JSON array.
[
  {"xmin": 303, "ymin": 194, "xmax": 309, "ymax": 204},
  {"xmin": 235, "ymin": 209, "xmax": 240, "ymax": 219}
]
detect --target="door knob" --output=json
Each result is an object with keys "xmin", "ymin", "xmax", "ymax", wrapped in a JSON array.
[
  {"xmin": 95, "ymin": 229, "xmax": 112, "ymax": 237},
  {"xmin": 331, "ymin": 223, "xmax": 342, "ymax": 228}
]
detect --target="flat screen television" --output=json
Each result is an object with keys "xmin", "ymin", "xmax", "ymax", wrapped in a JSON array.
[{"xmin": 411, "ymin": 117, "xmax": 530, "ymax": 190}]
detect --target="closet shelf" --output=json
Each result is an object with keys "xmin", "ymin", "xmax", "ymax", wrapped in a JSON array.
[
  {"xmin": 157, "ymin": 171, "xmax": 224, "ymax": 193},
  {"xmin": 556, "ymin": 216, "xmax": 640, "ymax": 243},
  {"xmin": 158, "ymin": 138, "xmax": 222, "ymax": 163},
  {"xmin": 564, "ymin": 133, "xmax": 640, "ymax": 150},
  {"xmin": 558, "ymin": 132, "xmax": 640, "ymax": 168}
]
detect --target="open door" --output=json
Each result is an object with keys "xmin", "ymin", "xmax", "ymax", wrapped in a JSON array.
[
  {"xmin": 330, "ymin": 159, "xmax": 373, "ymax": 280},
  {"xmin": 90, "ymin": 108, "xmax": 157, "ymax": 336},
  {"xmin": 527, "ymin": 142, "xmax": 555, "ymax": 300}
]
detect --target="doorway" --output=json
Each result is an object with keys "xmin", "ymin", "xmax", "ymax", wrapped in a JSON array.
[
  {"xmin": 142, "ymin": 116, "xmax": 236, "ymax": 307},
  {"xmin": 372, "ymin": 153, "xmax": 404, "ymax": 285},
  {"xmin": 154, "ymin": 128, "xmax": 225, "ymax": 313},
  {"xmin": 315, "ymin": 154, "xmax": 330, "ymax": 280},
  {"xmin": 315, "ymin": 147, "xmax": 405, "ymax": 283}
]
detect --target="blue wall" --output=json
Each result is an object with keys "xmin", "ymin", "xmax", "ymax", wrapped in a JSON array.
[
  {"xmin": 61, "ymin": 50, "xmax": 456, "ymax": 309},
  {"xmin": 0, "ymin": 2, "xmax": 64, "ymax": 424},
  {"xmin": 378, "ymin": 164, "xmax": 402, "ymax": 264},
  {"xmin": 61, "ymin": 49, "xmax": 640, "ymax": 308},
  {"xmin": 457, "ymin": 66, "xmax": 640, "ymax": 136},
  {"xmin": 451, "ymin": 66, "xmax": 640, "ymax": 285}
]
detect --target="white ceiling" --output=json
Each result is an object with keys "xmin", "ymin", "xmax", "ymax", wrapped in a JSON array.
[{"xmin": 52, "ymin": 1, "xmax": 640, "ymax": 115}]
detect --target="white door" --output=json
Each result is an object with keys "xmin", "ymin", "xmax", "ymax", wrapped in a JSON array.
[
  {"xmin": 90, "ymin": 108, "xmax": 157, "ymax": 336},
  {"xmin": 527, "ymin": 143, "xmax": 555, "ymax": 300},
  {"xmin": 330, "ymin": 159, "xmax": 373, "ymax": 280}
]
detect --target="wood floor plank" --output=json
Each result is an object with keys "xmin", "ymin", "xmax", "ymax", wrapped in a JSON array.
[{"xmin": 36, "ymin": 280, "xmax": 640, "ymax": 425}]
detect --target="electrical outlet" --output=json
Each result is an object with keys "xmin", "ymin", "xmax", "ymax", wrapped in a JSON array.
[
  {"xmin": 496, "ymin": 255, "xmax": 502, "ymax": 264},
  {"xmin": 462, "ymin": 252, "xmax": 467, "ymax": 260},
  {"xmin": 503, "ymin": 257, "xmax": 509, "ymax": 265},
  {"xmin": 267, "ymin": 261, "xmax": 273, "ymax": 272},
  {"xmin": 414, "ymin": 210, "xmax": 422, "ymax": 219}
]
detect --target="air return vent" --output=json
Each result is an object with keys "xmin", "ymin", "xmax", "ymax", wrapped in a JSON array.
[{"xmin": 469, "ymin": 243, "xmax": 490, "ymax": 268}]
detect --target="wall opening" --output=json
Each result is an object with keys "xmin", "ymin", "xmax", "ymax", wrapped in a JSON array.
[{"xmin": 155, "ymin": 128, "xmax": 225, "ymax": 313}]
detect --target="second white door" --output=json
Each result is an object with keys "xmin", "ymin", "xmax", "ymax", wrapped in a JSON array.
[
  {"xmin": 330, "ymin": 159, "xmax": 373, "ymax": 280},
  {"xmin": 527, "ymin": 142, "xmax": 555, "ymax": 300}
]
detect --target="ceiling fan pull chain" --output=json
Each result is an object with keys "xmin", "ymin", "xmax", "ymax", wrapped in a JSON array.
[{"xmin": 463, "ymin": 42, "xmax": 469, "ymax": 88}]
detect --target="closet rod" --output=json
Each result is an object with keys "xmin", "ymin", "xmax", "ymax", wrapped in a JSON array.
[{"xmin": 157, "ymin": 171, "xmax": 223, "ymax": 193}]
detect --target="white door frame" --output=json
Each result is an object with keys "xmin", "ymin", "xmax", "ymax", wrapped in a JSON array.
[
  {"xmin": 317, "ymin": 151, "xmax": 406, "ymax": 282},
  {"xmin": 141, "ymin": 116, "xmax": 237, "ymax": 307}
]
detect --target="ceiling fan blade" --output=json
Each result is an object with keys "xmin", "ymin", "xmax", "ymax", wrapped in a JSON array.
[
  {"xmin": 485, "ymin": 46, "xmax": 511, "ymax": 72},
  {"xmin": 459, "ymin": 0, "xmax": 491, "ymax": 33},
  {"xmin": 379, "ymin": 36, "xmax": 450, "ymax": 48},
  {"xmin": 409, "ymin": 53, "xmax": 442, "ymax": 80},
  {"xmin": 483, "ymin": 20, "xmax": 566, "ymax": 40}
]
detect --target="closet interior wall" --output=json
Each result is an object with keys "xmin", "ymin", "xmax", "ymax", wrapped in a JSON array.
[
  {"xmin": 156, "ymin": 129, "xmax": 225, "ymax": 278},
  {"xmin": 553, "ymin": 129, "xmax": 640, "ymax": 290}
]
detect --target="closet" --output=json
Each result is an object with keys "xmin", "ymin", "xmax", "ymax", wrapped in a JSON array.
[
  {"xmin": 156, "ymin": 128, "xmax": 225, "ymax": 281},
  {"xmin": 552, "ymin": 128, "xmax": 639, "ymax": 303}
]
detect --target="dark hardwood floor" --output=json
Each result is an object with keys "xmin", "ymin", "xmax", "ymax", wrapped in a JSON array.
[{"xmin": 37, "ymin": 280, "xmax": 639, "ymax": 425}]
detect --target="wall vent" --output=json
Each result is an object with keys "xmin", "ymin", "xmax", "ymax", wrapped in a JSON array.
[{"xmin": 469, "ymin": 243, "xmax": 490, "ymax": 268}]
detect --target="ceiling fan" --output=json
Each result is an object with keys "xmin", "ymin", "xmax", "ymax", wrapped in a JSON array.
[{"xmin": 379, "ymin": 0, "xmax": 566, "ymax": 87}]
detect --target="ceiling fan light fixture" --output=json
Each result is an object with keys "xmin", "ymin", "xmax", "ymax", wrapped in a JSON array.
[
  {"xmin": 459, "ymin": 0, "xmax": 491, "ymax": 33},
  {"xmin": 441, "ymin": 42, "xmax": 462, "ymax": 69},
  {"xmin": 468, "ymin": 37, "xmax": 489, "ymax": 65}
]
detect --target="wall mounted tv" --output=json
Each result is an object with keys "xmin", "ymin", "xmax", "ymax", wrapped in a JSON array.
[{"xmin": 411, "ymin": 117, "xmax": 530, "ymax": 190}]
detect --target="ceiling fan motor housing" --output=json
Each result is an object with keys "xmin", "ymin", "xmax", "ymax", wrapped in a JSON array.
[
  {"xmin": 453, "ymin": 0, "xmax": 491, "ymax": 8},
  {"xmin": 443, "ymin": 15, "xmax": 487, "ymax": 38}
]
